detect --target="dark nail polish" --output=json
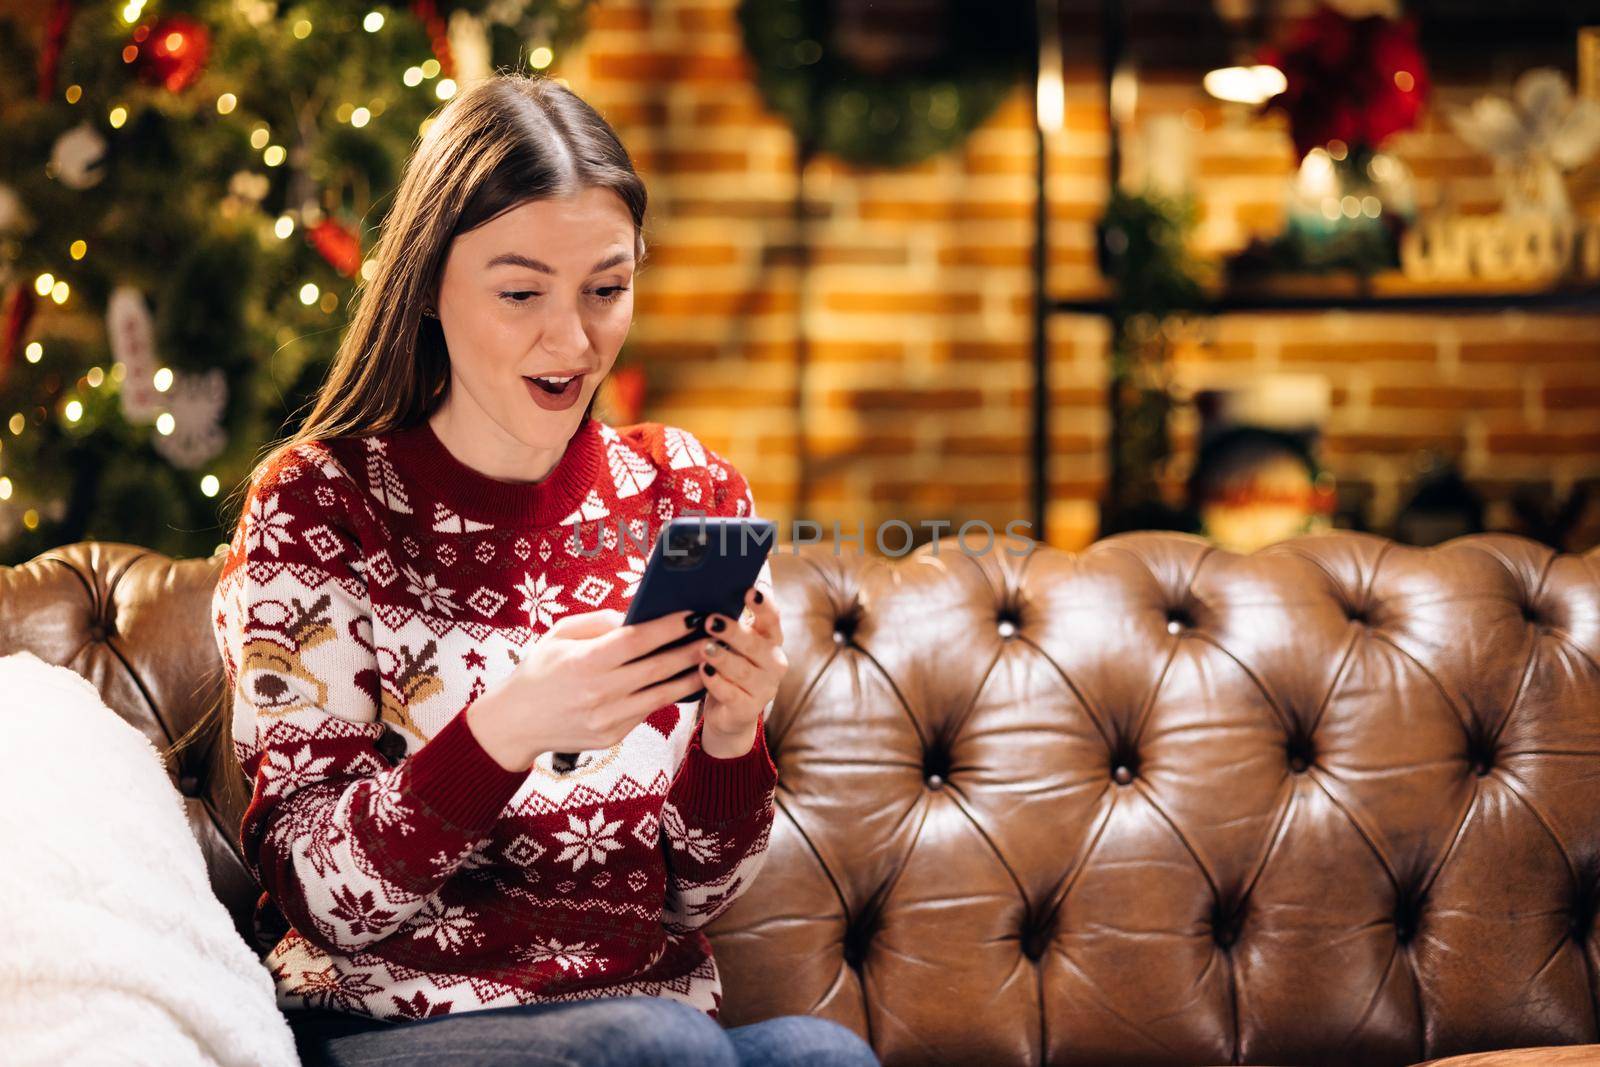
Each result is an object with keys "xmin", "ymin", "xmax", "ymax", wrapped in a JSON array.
[
  {"xmin": 685, "ymin": 613, "xmax": 703, "ymax": 629},
  {"xmin": 754, "ymin": 590, "xmax": 764, "ymax": 604},
  {"xmin": 710, "ymin": 616, "xmax": 726, "ymax": 633},
  {"xmin": 703, "ymin": 663, "xmax": 717, "ymax": 676}
]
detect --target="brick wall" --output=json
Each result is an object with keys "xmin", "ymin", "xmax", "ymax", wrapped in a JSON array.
[{"xmin": 561, "ymin": 0, "xmax": 1600, "ymax": 550}]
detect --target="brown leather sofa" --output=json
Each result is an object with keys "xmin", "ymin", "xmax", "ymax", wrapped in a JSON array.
[{"xmin": 3, "ymin": 530, "xmax": 1598, "ymax": 1067}]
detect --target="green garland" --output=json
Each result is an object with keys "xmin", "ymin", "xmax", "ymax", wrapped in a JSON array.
[{"xmin": 737, "ymin": 0, "xmax": 1033, "ymax": 168}]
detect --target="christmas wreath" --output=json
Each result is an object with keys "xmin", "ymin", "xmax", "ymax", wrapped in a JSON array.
[{"xmin": 737, "ymin": 0, "xmax": 1034, "ymax": 168}]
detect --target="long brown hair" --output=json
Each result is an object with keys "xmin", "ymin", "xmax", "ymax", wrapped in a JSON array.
[{"xmin": 167, "ymin": 71, "xmax": 650, "ymax": 808}]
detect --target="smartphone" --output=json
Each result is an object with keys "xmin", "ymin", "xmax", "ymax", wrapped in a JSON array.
[{"xmin": 550, "ymin": 516, "xmax": 777, "ymax": 772}]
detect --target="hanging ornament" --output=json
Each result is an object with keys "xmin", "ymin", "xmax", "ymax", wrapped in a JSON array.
[
  {"xmin": 152, "ymin": 367, "xmax": 228, "ymax": 469},
  {"xmin": 307, "ymin": 218, "xmax": 362, "ymax": 278},
  {"xmin": 1, "ymin": 285, "xmax": 37, "ymax": 390},
  {"xmin": 0, "ymin": 183, "xmax": 28, "ymax": 234},
  {"xmin": 448, "ymin": 9, "xmax": 493, "ymax": 87},
  {"xmin": 220, "ymin": 170, "xmax": 270, "ymax": 218},
  {"xmin": 107, "ymin": 286, "xmax": 162, "ymax": 424},
  {"xmin": 50, "ymin": 122, "xmax": 106, "ymax": 190},
  {"xmin": 411, "ymin": 0, "xmax": 456, "ymax": 79},
  {"xmin": 132, "ymin": 14, "xmax": 212, "ymax": 94},
  {"xmin": 235, "ymin": 0, "xmax": 277, "ymax": 28},
  {"xmin": 36, "ymin": 0, "xmax": 77, "ymax": 102}
]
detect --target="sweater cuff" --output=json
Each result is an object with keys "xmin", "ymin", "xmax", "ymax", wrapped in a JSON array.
[
  {"xmin": 404, "ymin": 708, "xmax": 528, "ymax": 833},
  {"xmin": 675, "ymin": 709, "xmax": 778, "ymax": 824}
]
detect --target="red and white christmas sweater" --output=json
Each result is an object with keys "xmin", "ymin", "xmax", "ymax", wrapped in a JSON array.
[{"xmin": 210, "ymin": 413, "xmax": 778, "ymax": 1023}]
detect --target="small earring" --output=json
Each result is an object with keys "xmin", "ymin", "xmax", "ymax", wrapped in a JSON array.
[{"xmin": 422, "ymin": 306, "xmax": 437, "ymax": 318}]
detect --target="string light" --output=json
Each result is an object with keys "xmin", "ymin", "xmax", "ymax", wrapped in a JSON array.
[
  {"xmin": 86, "ymin": 367, "xmax": 104, "ymax": 387},
  {"xmin": 531, "ymin": 47, "xmax": 554, "ymax": 70},
  {"xmin": 420, "ymin": 59, "xmax": 441, "ymax": 79},
  {"xmin": 274, "ymin": 215, "xmax": 295, "ymax": 239},
  {"xmin": 217, "ymin": 93, "xmax": 237, "ymax": 115},
  {"xmin": 364, "ymin": 11, "xmax": 385, "ymax": 32},
  {"xmin": 50, "ymin": 280, "xmax": 69, "ymax": 304},
  {"xmin": 263, "ymin": 145, "xmax": 286, "ymax": 166},
  {"xmin": 33, "ymin": 273, "xmax": 54, "ymax": 296},
  {"xmin": 120, "ymin": 0, "xmax": 146, "ymax": 24},
  {"xmin": 351, "ymin": 107, "xmax": 371, "ymax": 128},
  {"xmin": 300, "ymin": 283, "xmax": 320, "ymax": 305},
  {"xmin": 250, "ymin": 127, "xmax": 270, "ymax": 149},
  {"xmin": 0, "ymin": 478, "xmax": 10, "ymax": 500},
  {"xmin": 8, "ymin": 415, "xmax": 24, "ymax": 435},
  {"xmin": 403, "ymin": 66, "xmax": 424, "ymax": 87},
  {"xmin": 70, "ymin": 239, "xmax": 87, "ymax": 259},
  {"xmin": 22, "ymin": 510, "xmax": 38, "ymax": 531},
  {"xmin": 436, "ymin": 79, "xmax": 457, "ymax": 100},
  {"xmin": 153, "ymin": 367, "xmax": 173, "ymax": 392},
  {"xmin": 64, "ymin": 401, "xmax": 82, "ymax": 423},
  {"xmin": 201, "ymin": 475, "xmax": 220, "ymax": 497},
  {"xmin": 292, "ymin": 19, "xmax": 312, "ymax": 39},
  {"xmin": 109, "ymin": 106, "xmax": 128, "ymax": 128},
  {"xmin": 65, "ymin": 84, "xmax": 81, "ymax": 104},
  {"xmin": 156, "ymin": 413, "xmax": 175, "ymax": 435},
  {"xmin": 25, "ymin": 343, "xmax": 42, "ymax": 364}
]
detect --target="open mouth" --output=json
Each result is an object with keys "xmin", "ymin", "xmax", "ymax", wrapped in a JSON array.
[
  {"xmin": 522, "ymin": 372, "xmax": 585, "ymax": 410},
  {"xmin": 524, "ymin": 373, "xmax": 580, "ymax": 395}
]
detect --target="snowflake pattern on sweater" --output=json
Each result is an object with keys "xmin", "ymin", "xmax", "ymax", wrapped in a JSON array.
[{"xmin": 211, "ymin": 415, "xmax": 779, "ymax": 1023}]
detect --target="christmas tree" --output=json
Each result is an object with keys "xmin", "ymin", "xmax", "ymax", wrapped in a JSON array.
[{"xmin": 0, "ymin": 0, "xmax": 591, "ymax": 564}]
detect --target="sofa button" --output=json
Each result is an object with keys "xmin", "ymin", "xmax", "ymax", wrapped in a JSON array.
[{"xmin": 1112, "ymin": 764, "xmax": 1134, "ymax": 785}]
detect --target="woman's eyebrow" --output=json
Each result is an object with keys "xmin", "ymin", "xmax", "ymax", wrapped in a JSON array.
[{"xmin": 485, "ymin": 251, "xmax": 632, "ymax": 275}]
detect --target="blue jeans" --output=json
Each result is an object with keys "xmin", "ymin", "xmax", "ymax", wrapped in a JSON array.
[{"xmin": 286, "ymin": 995, "xmax": 881, "ymax": 1067}]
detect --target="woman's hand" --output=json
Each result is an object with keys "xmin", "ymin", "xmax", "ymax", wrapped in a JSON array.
[
  {"xmin": 696, "ymin": 583, "xmax": 787, "ymax": 758},
  {"xmin": 467, "ymin": 608, "xmax": 711, "ymax": 772}
]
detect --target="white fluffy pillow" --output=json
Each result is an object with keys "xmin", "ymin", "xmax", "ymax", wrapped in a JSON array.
[{"xmin": 0, "ymin": 650, "xmax": 298, "ymax": 1067}]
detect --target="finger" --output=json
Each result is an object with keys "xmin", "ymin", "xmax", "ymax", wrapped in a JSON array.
[
  {"xmin": 596, "ymin": 609, "xmax": 699, "ymax": 666},
  {"xmin": 619, "ymin": 664, "xmax": 710, "ymax": 721},
  {"xmin": 699, "ymin": 610, "xmax": 774, "ymax": 667},
  {"xmin": 741, "ymin": 584, "xmax": 782, "ymax": 642},
  {"xmin": 548, "ymin": 608, "xmax": 626, "ymax": 639},
  {"xmin": 699, "ymin": 659, "xmax": 755, "ymax": 707},
  {"xmin": 701, "ymin": 637, "xmax": 759, "ymax": 690},
  {"xmin": 614, "ymin": 635, "xmax": 708, "ymax": 697}
]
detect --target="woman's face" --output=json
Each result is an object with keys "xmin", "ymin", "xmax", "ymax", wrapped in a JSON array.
[{"xmin": 431, "ymin": 186, "xmax": 635, "ymax": 450}]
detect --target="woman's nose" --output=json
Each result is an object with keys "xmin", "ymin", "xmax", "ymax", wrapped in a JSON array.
[{"xmin": 540, "ymin": 301, "xmax": 588, "ymax": 357}]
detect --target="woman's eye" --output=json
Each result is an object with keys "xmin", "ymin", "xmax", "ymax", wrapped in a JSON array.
[
  {"xmin": 499, "ymin": 291, "xmax": 539, "ymax": 305},
  {"xmin": 594, "ymin": 286, "xmax": 630, "ymax": 303}
]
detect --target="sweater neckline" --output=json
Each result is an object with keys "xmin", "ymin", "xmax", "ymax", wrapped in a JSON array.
[{"xmin": 386, "ymin": 414, "xmax": 605, "ymax": 528}]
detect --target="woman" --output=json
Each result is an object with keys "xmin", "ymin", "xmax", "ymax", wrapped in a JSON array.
[{"xmin": 209, "ymin": 73, "xmax": 878, "ymax": 1067}]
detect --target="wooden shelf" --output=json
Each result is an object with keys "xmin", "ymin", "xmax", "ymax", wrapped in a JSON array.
[{"xmin": 1050, "ymin": 272, "xmax": 1600, "ymax": 315}]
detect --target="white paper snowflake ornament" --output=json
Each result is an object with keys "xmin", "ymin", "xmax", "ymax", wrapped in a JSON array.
[
  {"xmin": 152, "ymin": 367, "xmax": 228, "ymax": 469},
  {"xmin": 50, "ymin": 123, "xmax": 107, "ymax": 190}
]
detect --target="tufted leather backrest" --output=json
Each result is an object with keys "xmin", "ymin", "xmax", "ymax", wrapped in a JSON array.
[{"xmin": 2, "ymin": 532, "xmax": 1598, "ymax": 1066}]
